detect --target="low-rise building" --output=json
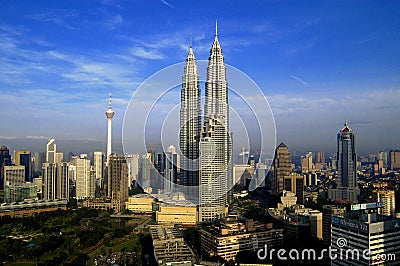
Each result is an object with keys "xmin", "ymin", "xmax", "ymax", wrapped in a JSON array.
[
  {"xmin": 149, "ymin": 225, "xmax": 195, "ymax": 265},
  {"xmin": 125, "ymin": 194, "xmax": 154, "ymax": 213},
  {"xmin": 200, "ymin": 219, "xmax": 283, "ymax": 262},
  {"xmin": 155, "ymin": 199, "xmax": 197, "ymax": 225}
]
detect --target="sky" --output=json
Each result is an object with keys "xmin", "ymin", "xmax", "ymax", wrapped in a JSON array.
[{"xmin": 0, "ymin": 0, "xmax": 399, "ymax": 157}]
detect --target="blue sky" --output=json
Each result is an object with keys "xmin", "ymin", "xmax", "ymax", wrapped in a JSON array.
[{"xmin": 0, "ymin": 0, "xmax": 399, "ymax": 156}]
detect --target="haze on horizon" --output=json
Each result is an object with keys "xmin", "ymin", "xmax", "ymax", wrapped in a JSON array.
[{"xmin": 0, "ymin": 1, "xmax": 399, "ymax": 156}]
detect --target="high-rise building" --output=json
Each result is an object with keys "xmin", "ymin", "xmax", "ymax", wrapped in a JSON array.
[
  {"xmin": 164, "ymin": 150, "xmax": 178, "ymax": 193},
  {"xmin": 322, "ymin": 205, "xmax": 346, "ymax": 246},
  {"xmin": 108, "ymin": 154, "xmax": 129, "ymax": 212},
  {"xmin": 331, "ymin": 212, "xmax": 400, "ymax": 266},
  {"xmin": 301, "ymin": 152, "xmax": 313, "ymax": 173},
  {"xmin": 3, "ymin": 165, "xmax": 25, "ymax": 187},
  {"xmin": 42, "ymin": 162, "xmax": 69, "ymax": 200},
  {"xmin": 180, "ymin": 43, "xmax": 201, "ymax": 191},
  {"xmin": 271, "ymin": 142, "xmax": 292, "ymax": 196},
  {"xmin": 199, "ymin": 23, "xmax": 233, "ymax": 221},
  {"xmin": 139, "ymin": 153, "xmax": 152, "ymax": 192},
  {"xmin": 315, "ymin": 151, "xmax": 325, "ymax": 170},
  {"xmin": 33, "ymin": 152, "xmax": 46, "ymax": 175},
  {"xmin": 94, "ymin": 151, "xmax": 104, "ymax": 187},
  {"xmin": 46, "ymin": 139, "xmax": 57, "ymax": 164},
  {"xmin": 376, "ymin": 189, "xmax": 396, "ymax": 216},
  {"xmin": 0, "ymin": 145, "xmax": 12, "ymax": 190},
  {"xmin": 15, "ymin": 150, "xmax": 31, "ymax": 182},
  {"xmin": 74, "ymin": 154, "xmax": 94, "ymax": 199},
  {"xmin": 389, "ymin": 150, "xmax": 400, "ymax": 170},
  {"xmin": 329, "ymin": 122, "xmax": 360, "ymax": 203},
  {"xmin": 105, "ymin": 93, "xmax": 115, "ymax": 165},
  {"xmin": 126, "ymin": 154, "xmax": 139, "ymax": 188},
  {"xmin": 283, "ymin": 172, "xmax": 304, "ymax": 204}
]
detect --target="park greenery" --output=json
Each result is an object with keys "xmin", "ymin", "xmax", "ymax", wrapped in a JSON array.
[{"xmin": 0, "ymin": 208, "xmax": 143, "ymax": 265}]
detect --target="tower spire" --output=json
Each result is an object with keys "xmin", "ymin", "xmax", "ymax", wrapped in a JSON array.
[
  {"xmin": 190, "ymin": 33, "xmax": 192, "ymax": 48},
  {"xmin": 108, "ymin": 92, "xmax": 112, "ymax": 108},
  {"xmin": 215, "ymin": 19, "xmax": 218, "ymax": 37}
]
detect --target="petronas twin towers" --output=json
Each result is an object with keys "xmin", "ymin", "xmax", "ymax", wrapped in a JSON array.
[{"xmin": 179, "ymin": 23, "xmax": 232, "ymax": 221}]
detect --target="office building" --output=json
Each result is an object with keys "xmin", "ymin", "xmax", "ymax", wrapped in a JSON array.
[
  {"xmin": 4, "ymin": 183, "xmax": 38, "ymax": 203},
  {"xmin": 33, "ymin": 152, "xmax": 45, "ymax": 175},
  {"xmin": 331, "ymin": 211, "xmax": 400, "ymax": 265},
  {"xmin": 108, "ymin": 154, "xmax": 129, "ymax": 212},
  {"xmin": 201, "ymin": 219, "xmax": 283, "ymax": 262},
  {"xmin": 271, "ymin": 142, "xmax": 292, "ymax": 196},
  {"xmin": 179, "ymin": 42, "xmax": 201, "ymax": 192},
  {"xmin": 125, "ymin": 153, "xmax": 139, "ymax": 188},
  {"xmin": 389, "ymin": 150, "xmax": 400, "ymax": 170},
  {"xmin": 93, "ymin": 151, "xmax": 104, "ymax": 187},
  {"xmin": 198, "ymin": 24, "xmax": 233, "ymax": 221},
  {"xmin": 322, "ymin": 205, "xmax": 346, "ymax": 246},
  {"xmin": 42, "ymin": 162, "xmax": 69, "ymax": 200},
  {"xmin": 0, "ymin": 145, "xmax": 12, "ymax": 190},
  {"xmin": 46, "ymin": 139, "xmax": 57, "ymax": 164},
  {"xmin": 15, "ymin": 150, "xmax": 31, "ymax": 182},
  {"xmin": 3, "ymin": 165, "xmax": 25, "ymax": 187},
  {"xmin": 149, "ymin": 225, "xmax": 195, "ymax": 265},
  {"xmin": 74, "ymin": 154, "xmax": 94, "ymax": 199},
  {"xmin": 376, "ymin": 189, "xmax": 396, "ymax": 216},
  {"xmin": 125, "ymin": 194, "xmax": 154, "ymax": 213},
  {"xmin": 283, "ymin": 172, "xmax": 304, "ymax": 204},
  {"xmin": 329, "ymin": 122, "xmax": 360, "ymax": 203},
  {"xmin": 315, "ymin": 151, "xmax": 325, "ymax": 170}
]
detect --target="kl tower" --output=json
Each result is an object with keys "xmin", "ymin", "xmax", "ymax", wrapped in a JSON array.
[{"xmin": 105, "ymin": 93, "xmax": 114, "ymax": 165}]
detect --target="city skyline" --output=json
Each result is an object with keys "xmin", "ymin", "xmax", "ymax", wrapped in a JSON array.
[{"xmin": 1, "ymin": 1, "xmax": 400, "ymax": 155}]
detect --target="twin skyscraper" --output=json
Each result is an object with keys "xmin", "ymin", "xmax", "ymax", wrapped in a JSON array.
[{"xmin": 180, "ymin": 23, "xmax": 233, "ymax": 221}]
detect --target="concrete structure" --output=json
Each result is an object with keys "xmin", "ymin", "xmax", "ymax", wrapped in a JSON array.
[
  {"xmin": 149, "ymin": 225, "xmax": 195, "ymax": 265},
  {"xmin": 322, "ymin": 205, "xmax": 346, "ymax": 246},
  {"xmin": 389, "ymin": 150, "xmax": 400, "ymax": 170},
  {"xmin": 331, "ymin": 212, "xmax": 400, "ymax": 265},
  {"xmin": 46, "ymin": 139, "xmax": 57, "ymax": 164},
  {"xmin": 74, "ymin": 154, "xmax": 94, "ymax": 199},
  {"xmin": 199, "ymin": 23, "xmax": 233, "ymax": 222},
  {"xmin": 155, "ymin": 199, "xmax": 197, "ymax": 225},
  {"xmin": 125, "ymin": 194, "xmax": 154, "ymax": 213},
  {"xmin": 125, "ymin": 153, "xmax": 139, "ymax": 188},
  {"xmin": 278, "ymin": 190, "xmax": 297, "ymax": 209},
  {"xmin": 105, "ymin": 93, "xmax": 114, "ymax": 165},
  {"xmin": 376, "ymin": 189, "xmax": 396, "ymax": 216},
  {"xmin": 271, "ymin": 142, "xmax": 292, "ymax": 196},
  {"xmin": 3, "ymin": 165, "xmax": 25, "ymax": 187},
  {"xmin": 94, "ymin": 151, "xmax": 104, "ymax": 188},
  {"xmin": 283, "ymin": 172, "xmax": 304, "ymax": 204},
  {"xmin": 200, "ymin": 219, "xmax": 283, "ymax": 262},
  {"xmin": 108, "ymin": 154, "xmax": 129, "ymax": 213},
  {"xmin": 0, "ymin": 199, "xmax": 67, "ymax": 218},
  {"xmin": 329, "ymin": 122, "xmax": 360, "ymax": 203},
  {"xmin": 180, "ymin": 42, "xmax": 201, "ymax": 192},
  {"xmin": 15, "ymin": 150, "xmax": 31, "ymax": 182},
  {"xmin": 4, "ymin": 182, "xmax": 38, "ymax": 203},
  {"xmin": 42, "ymin": 162, "xmax": 69, "ymax": 200},
  {"xmin": 268, "ymin": 205, "xmax": 322, "ymax": 241},
  {"xmin": 0, "ymin": 145, "xmax": 12, "ymax": 190}
]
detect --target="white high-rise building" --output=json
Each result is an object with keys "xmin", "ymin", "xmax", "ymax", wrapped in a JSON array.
[
  {"xmin": 74, "ymin": 154, "xmax": 94, "ymax": 199},
  {"xmin": 94, "ymin": 151, "xmax": 104, "ymax": 187},
  {"xmin": 46, "ymin": 138, "xmax": 56, "ymax": 164},
  {"xmin": 125, "ymin": 154, "xmax": 139, "ymax": 188},
  {"xmin": 199, "ymin": 22, "xmax": 233, "ymax": 222},
  {"xmin": 105, "ymin": 93, "xmax": 114, "ymax": 165}
]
